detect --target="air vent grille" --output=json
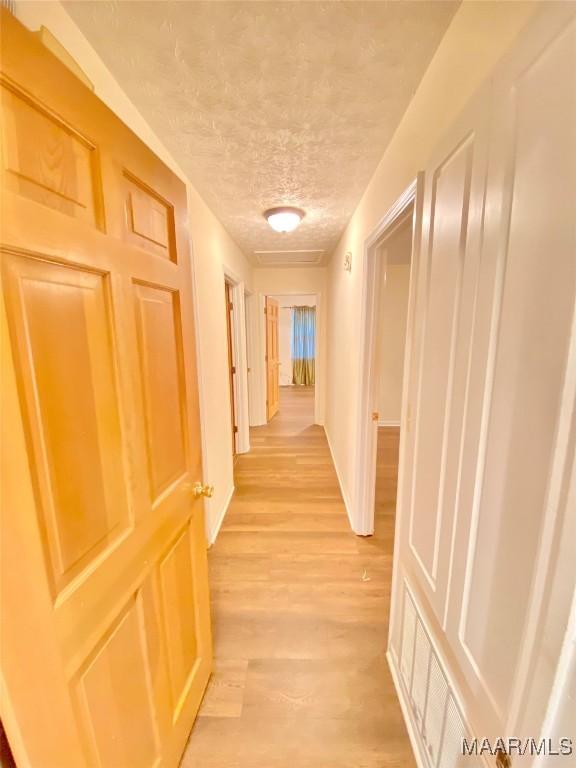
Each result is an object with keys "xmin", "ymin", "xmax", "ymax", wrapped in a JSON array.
[{"xmin": 254, "ymin": 249, "xmax": 324, "ymax": 266}]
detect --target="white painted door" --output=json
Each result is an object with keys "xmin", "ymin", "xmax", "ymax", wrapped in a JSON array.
[
  {"xmin": 445, "ymin": 9, "xmax": 576, "ymax": 740},
  {"xmin": 391, "ymin": 2, "xmax": 576, "ymax": 757}
]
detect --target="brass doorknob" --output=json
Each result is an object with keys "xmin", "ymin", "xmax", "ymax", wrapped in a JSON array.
[{"xmin": 192, "ymin": 482, "xmax": 214, "ymax": 499}]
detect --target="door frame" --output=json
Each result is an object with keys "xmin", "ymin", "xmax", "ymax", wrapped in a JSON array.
[
  {"xmin": 257, "ymin": 291, "xmax": 323, "ymax": 424},
  {"xmin": 222, "ymin": 265, "xmax": 250, "ymax": 454},
  {"xmin": 351, "ymin": 177, "xmax": 422, "ymax": 536}
]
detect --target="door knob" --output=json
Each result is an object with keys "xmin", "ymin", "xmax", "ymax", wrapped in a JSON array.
[{"xmin": 192, "ymin": 482, "xmax": 214, "ymax": 499}]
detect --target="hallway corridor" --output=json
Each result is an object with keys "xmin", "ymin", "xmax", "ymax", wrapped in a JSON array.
[{"xmin": 182, "ymin": 387, "xmax": 415, "ymax": 767}]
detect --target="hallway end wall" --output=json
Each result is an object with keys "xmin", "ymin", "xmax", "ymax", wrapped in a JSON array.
[{"xmin": 13, "ymin": 0, "xmax": 255, "ymax": 545}]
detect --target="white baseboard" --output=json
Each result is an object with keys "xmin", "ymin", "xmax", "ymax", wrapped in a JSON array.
[
  {"xmin": 208, "ymin": 484, "xmax": 235, "ymax": 546},
  {"xmin": 324, "ymin": 426, "xmax": 355, "ymax": 534},
  {"xmin": 387, "ymin": 650, "xmax": 429, "ymax": 768},
  {"xmin": 378, "ymin": 419, "xmax": 400, "ymax": 428}
]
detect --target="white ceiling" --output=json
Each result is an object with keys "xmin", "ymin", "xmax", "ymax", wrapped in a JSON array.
[{"xmin": 63, "ymin": 1, "xmax": 458, "ymax": 266}]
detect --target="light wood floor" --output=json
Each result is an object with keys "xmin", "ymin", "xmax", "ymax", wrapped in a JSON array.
[{"xmin": 182, "ymin": 387, "xmax": 415, "ymax": 768}]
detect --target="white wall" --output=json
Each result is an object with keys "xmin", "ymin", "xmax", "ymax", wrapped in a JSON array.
[
  {"xmin": 13, "ymin": 0, "xmax": 254, "ymax": 544},
  {"xmin": 252, "ymin": 269, "xmax": 327, "ymax": 424},
  {"xmin": 269, "ymin": 295, "xmax": 317, "ymax": 387},
  {"xmin": 376, "ymin": 219, "xmax": 412, "ymax": 424}
]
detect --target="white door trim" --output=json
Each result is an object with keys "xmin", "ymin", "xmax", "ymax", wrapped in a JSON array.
[
  {"xmin": 351, "ymin": 177, "xmax": 422, "ymax": 535},
  {"xmin": 222, "ymin": 264, "xmax": 250, "ymax": 454}
]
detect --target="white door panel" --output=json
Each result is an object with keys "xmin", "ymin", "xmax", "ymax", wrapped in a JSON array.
[
  {"xmin": 406, "ymin": 88, "xmax": 491, "ymax": 624},
  {"xmin": 447, "ymin": 12, "xmax": 576, "ymax": 733},
  {"xmin": 393, "ymin": 2, "xmax": 576, "ymax": 751}
]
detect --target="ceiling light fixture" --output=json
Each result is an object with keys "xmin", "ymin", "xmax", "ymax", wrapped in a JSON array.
[{"xmin": 264, "ymin": 207, "xmax": 305, "ymax": 233}]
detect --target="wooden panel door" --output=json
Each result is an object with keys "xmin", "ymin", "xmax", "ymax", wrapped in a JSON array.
[
  {"xmin": 225, "ymin": 282, "xmax": 237, "ymax": 454},
  {"xmin": 0, "ymin": 11, "xmax": 212, "ymax": 768},
  {"xmin": 265, "ymin": 296, "xmax": 280, "ymax": 420}
]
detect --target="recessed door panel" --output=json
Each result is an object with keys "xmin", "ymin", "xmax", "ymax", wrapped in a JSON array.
[
  {"xmin": 159, "ymin": 525, "xmax": 198, "ymax": 716},
  {"xmin": 76, "ymin": 593, "xmax": 160, "ymax": 768},
  {"xmin": 124, "ymin": 172, "xmax": 175, "ymax": 261},
  {"xmin": 133, "ymin": 283, "xmax": 187, "ymax": 502},
  {"xmin": 2, "ymin": 254, "xmax": 129, "ymax": 590},
  {"xmin": 1, "ymin": 82, "xmax": 98, "ymax": 225},
  {"xmin": 409, "ymin": 136, "xmax": 474, "ymax": 585}
]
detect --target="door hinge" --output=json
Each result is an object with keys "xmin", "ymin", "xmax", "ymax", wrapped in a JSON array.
[
  {"xmin": 231, "ymin": 366, "xmax": 236, "ymax": 374},
  {"xmin": 233, "ymin": 425, "xmax": 238, "ymax": 434},
  {"xmin": 229, "ymin": 302, "xmax": 233, "ymax": 311}
]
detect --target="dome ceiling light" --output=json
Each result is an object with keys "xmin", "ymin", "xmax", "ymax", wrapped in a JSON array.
[{"xmin": 264, "ymin": 207, "xmax": 305, "ymax": 233}]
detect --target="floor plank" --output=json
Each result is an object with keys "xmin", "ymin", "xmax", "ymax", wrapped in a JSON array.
[{"xmin": 182, "ymin": 387, "xmax": 414, "ymax": 767}]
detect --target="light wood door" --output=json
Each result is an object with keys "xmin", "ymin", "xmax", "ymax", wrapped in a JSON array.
[
  {"xmin": 0, "ymin": 11, "xmax": 212, "ymax": 768},
  {"xmin": 225, "ymin": 282, "xmax": 237, "ymax": 454},
  {"xmin": 265, "ymin": 297, "xmax": 280, "ymax": 420}
]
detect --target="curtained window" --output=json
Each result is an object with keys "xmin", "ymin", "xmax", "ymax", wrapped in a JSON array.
[{"xmin": 292, "ymin": 306, "xmax": 316, "ymax": 386}]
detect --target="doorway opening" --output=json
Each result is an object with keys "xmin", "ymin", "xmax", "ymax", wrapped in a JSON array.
[
  {"xmin": 373, "ymin": 215, "xmax": 413, "ymax": 540},
  {"xmin": 352, "ymin": 178, "xmax": 420, "ymax": 536},
  {"xmin": 222, "ymin": 269, "xmax": 250, "ymax": 456},
  {"xmin": 264, "ymin": 293, "xmax": 317, "ymax": 424}
]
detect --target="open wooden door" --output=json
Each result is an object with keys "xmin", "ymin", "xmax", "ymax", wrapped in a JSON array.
[
  {"xmin": 225, "ymin": 281, "xmax": 237, "ymax": 454},
  {"xmin": 0, "ymin": 11, "xmax": 212, "ymax": 768},
  {"xmin": 265, "ymin": 296, "xmax": 279, "ymax": 420}
]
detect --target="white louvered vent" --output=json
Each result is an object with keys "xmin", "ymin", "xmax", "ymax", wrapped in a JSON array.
[
  {"xmin": 438, "ymin": 693, "xmax": 471, "ymax": 768},
  {"xmin": 423, "ymin": 651, "xmax": 449, "ymax": 767},
  {"xmin": 390, "ymin": 588, "xmax": 403, "ymax": 662},
  {"xmin": 411, "ymin": 617, "xmax": 431, "ymax": 728},
  {"xmin": 400, "ymin": 590, "xmax": 417, "ymax": 690},
  {"xmin": 391, "ymin": 584, "xmax": 480, "ymax": 768},
  {"xmin": 254, "ymin": 249, "xmax": 324, "ymax": 266}
]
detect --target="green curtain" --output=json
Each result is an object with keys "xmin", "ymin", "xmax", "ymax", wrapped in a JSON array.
[{"xmin": 292, "ymin": 306, "xmax": 316, "ymax": 386}]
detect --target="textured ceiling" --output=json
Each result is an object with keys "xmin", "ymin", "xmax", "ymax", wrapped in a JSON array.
[{"xmin": 63, "ymin": 0, "xmax": 458, "ymax": 266}]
